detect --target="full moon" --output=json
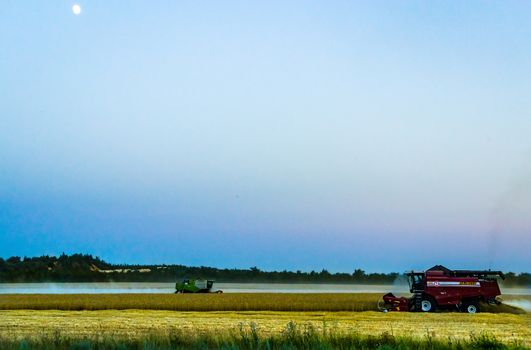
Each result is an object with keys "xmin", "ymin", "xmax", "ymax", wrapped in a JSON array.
[{"xmin": 72, "ymin": 4, "xmax": 81, "ymax": 15}]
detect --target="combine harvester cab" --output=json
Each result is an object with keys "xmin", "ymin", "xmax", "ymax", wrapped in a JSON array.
[
  {"xmin": 379, "ymin": 265, "xmax": 504, "ymax": 313},
  {"xmin": 175, "ymin": 279, "xmax": 223, "ymax": 294}
]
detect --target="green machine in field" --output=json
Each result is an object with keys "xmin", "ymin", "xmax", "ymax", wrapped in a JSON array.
[{"xmin": 175, "ymin": 279, "xmax": 223, "ymax": 293}]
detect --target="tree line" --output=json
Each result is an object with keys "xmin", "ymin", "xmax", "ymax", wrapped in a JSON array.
[{"xmin": 0, "ymin": 253, "xmax": 529, "ymax": 286}]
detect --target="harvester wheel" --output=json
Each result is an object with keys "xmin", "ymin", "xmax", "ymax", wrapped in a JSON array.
[
  {"xmin": 216, "ymin": 290, "xmax": 223, "ymax": 294},
  {"xmin": 420, "ymin": 298, "xmax": 436, "ymax": 312},
  {"xmin": 377, "ymin": 298, "xmax": 387, "ymax": 312},
  {"xmin": 461, "ymin": 301, "xmax": 479, "ymax": 314}
]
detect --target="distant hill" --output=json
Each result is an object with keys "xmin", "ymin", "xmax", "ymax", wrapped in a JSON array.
[{"xmin": 0, "ymin": 253, "xmax": 529, "ymax": 286}]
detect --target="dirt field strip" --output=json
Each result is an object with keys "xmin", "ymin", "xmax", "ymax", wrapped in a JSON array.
[{"xmin": 0, "ymin": 310, "xmax": 528, "ymax": 343}]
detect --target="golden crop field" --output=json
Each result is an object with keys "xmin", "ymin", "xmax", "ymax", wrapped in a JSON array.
[
  {"xmin": 0, "ymin": 309, "xmax": 529, "ymax": 344},
  {"xmin": 0, "ymin": 293, "xmax": 382, "ymax": 311},
  {"xmin": 0, "ymin": 294, "xmax": 529, "ymax": 348},
  {"xmin": 0, "ymin": 293, "xmax": 525, "ymax": 313}
]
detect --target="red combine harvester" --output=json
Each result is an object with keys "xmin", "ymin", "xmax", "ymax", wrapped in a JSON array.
[{"xmin": 378, "ymin": 265, "xmax": 505, "ymax": 313}]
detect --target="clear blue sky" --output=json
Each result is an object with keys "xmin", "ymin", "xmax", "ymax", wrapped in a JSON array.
[{"xmin": 1, "ymin": 1, "xmax": 530, "ymax": 272}]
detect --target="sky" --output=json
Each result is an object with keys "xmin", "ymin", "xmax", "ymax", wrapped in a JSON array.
[{"xmin": 1, "ymin": 1, "xmax": 530, "ymax": 272}]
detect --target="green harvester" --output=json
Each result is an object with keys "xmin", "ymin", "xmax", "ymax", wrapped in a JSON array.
[{"xmin": 175, "ymin": 279, "xmax": 223, "ymax": 293}]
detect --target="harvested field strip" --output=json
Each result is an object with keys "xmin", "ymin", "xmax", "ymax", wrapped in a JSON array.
[
  {"xmin": 0, "ymin": 310, "xmax": 529, "ymax": 344},
  {"xmin": 0, "ymin": 293, "xmax": 525, "ymax": 313}
]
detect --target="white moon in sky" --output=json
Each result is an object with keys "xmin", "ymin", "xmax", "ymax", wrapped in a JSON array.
[{"xmin": 72, "ymin": 4, "xmax": 82, "ymax": 15}]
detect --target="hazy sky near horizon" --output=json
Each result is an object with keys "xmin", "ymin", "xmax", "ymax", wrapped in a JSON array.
[{"xmin": 1, "ymin": 1, "xmax": 530, "ymax": 272}]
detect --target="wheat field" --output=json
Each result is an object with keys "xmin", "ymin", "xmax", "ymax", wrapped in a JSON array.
[
  {"xmin": 0, "ymin": 293, "xmax": 383, "ymax": 311},
  {"xmin": 0, "ymin": 309, "xmax": 529, "ymax": 343},
  {"xmin": 0, "ymin": 293, "xmax": 525, "ymax": 313},
  {"xmin": 0, "ymin": 294, "xmax": 528, "ymax": 348}
]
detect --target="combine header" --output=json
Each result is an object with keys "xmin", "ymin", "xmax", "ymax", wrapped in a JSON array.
[{"xmin": 378, "ymin": 265, "xmax": 504, "ymax": 313}]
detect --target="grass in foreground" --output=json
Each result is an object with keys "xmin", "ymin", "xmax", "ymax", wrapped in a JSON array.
[
  {"xmin": 0, "ymin": 322, "xmax": 528, "ymax": 350},
  {"xmin": 0, "ymin": 293, "xmax": 525, "ymax": 313}
]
